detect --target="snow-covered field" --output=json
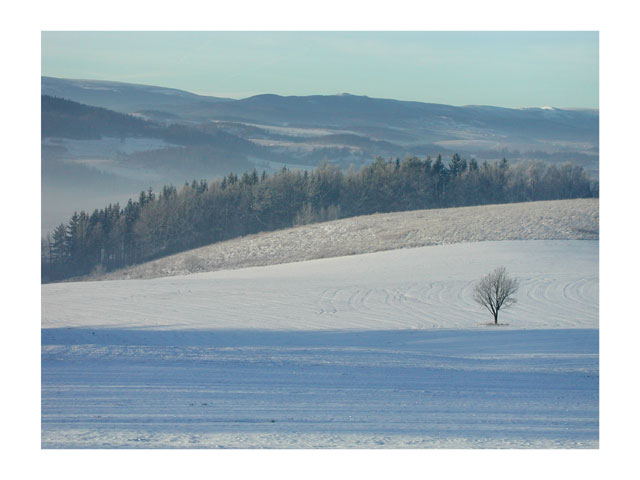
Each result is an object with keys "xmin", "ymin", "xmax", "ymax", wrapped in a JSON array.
[
  {"xmin": 43, "ymin": 240, "xmax": 597, "ymax": 331},
  {"xmin": 42, "ymin": 240, "xmax": 598, "ymax": 448},
  {"xmin": 41, "ymin": 328, "xmax": 598, "ymax": 449}
]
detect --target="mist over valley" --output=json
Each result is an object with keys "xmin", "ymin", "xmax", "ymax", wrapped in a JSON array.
[{"xmin": 41, "ymin": 76, "xmax": 598, "ymax": 234}]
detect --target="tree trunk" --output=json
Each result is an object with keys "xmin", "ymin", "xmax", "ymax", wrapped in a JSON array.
[{"xmin": 494, "ymin": 311, "xmax": 498, "ymax": 325}]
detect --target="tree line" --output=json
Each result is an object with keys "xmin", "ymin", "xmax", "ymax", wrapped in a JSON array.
[{"xmin": 41, "ymin": 155, "xmax": 598, "ymax": 282}]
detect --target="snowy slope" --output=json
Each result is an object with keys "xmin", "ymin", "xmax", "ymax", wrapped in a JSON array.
[
  {"xmin": 96, "ymin": 198, "xmax": 598, "ymax": 281},
  {"xmin": 43, "ymin": 240, "xmax": 598, "ymax": 331}
]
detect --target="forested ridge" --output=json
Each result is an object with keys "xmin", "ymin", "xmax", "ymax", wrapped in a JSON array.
[
  {"xmin": 42, "ymin": 95, "xmax": 266, "ymax": 153},
  {"xmin": 42, "ymin": 95, "xmax": 156, "ymax": 140},
  {"xmin": 41, "ymin": 155, "xmax": 597, "ymax": 283}
]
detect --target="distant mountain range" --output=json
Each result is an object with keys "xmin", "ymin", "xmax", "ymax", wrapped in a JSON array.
[
  {"xmin": 42, "ymin": 76, "xmax": 598, "ymax": 143},
  {"xmin": 41, "ymin": 76, "xmax": 599, "ymax": 235}
]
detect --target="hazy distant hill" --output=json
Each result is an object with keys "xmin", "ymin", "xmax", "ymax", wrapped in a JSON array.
[
  {"xmin": 175, "ymin": 93, "xmax": 598, "ymax": 143},
  {"xmin": 41, "ymin": 95, "xmax": 258, "ymax": 149},
  {"xmin": 42, "ymin": 76, "xmax": 232, "ymax": 113},
  {"xmin": 42, "ymin": 77, "xmax": 598, "ymax": 144},
  {"xmin": 42, "ymin": 95, "xmax": 159, "ymax": 140},
  {"xmin": 41, "ymin": 95, "xmax": 268, "ymax": 168}
]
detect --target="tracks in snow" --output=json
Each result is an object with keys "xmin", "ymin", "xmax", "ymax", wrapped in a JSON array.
[
  {"xmin": 314, "ymin": 274, "xmax": 598, "ymax": 330},
  {"xmin": 42, "ymin": 240, "xmax": 598, "ymax": 331}
]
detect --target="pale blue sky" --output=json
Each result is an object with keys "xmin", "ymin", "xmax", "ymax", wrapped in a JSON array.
[{"xmin": 41, "ymin": 31, "xmax": 598, "ymax": 108}]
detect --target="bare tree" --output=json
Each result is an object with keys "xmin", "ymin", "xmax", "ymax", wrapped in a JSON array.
[{"xmin": 474, "ymin": 267, "xmax": 519, "ymax": 325}]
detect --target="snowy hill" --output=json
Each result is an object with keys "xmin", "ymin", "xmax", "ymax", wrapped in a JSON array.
[
  {"xmin": 97, "ymin": 198, "xmax": 598, "ymax": 281},
  {"xmin": 43, "ymin": 239, "xmax": 597, "ymax": 332}
]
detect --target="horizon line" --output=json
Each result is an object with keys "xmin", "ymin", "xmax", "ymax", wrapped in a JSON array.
[{"xmin": 41, "ymin": 75, "xmax": 599, "ymax": 111}]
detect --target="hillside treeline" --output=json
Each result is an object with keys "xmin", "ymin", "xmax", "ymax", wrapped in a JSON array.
[{"xmin": 41, "ymin": 155, "xmax": 597, "ymax": 282}]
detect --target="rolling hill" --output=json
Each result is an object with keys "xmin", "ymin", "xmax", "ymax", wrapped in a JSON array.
[
  {"xmin": 42, "ymin": 75, "xmax": 232, "ymax": 113},
  {"xmin": 92, "ymin": 198, "xmax": 598, "ymax": 281}
]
